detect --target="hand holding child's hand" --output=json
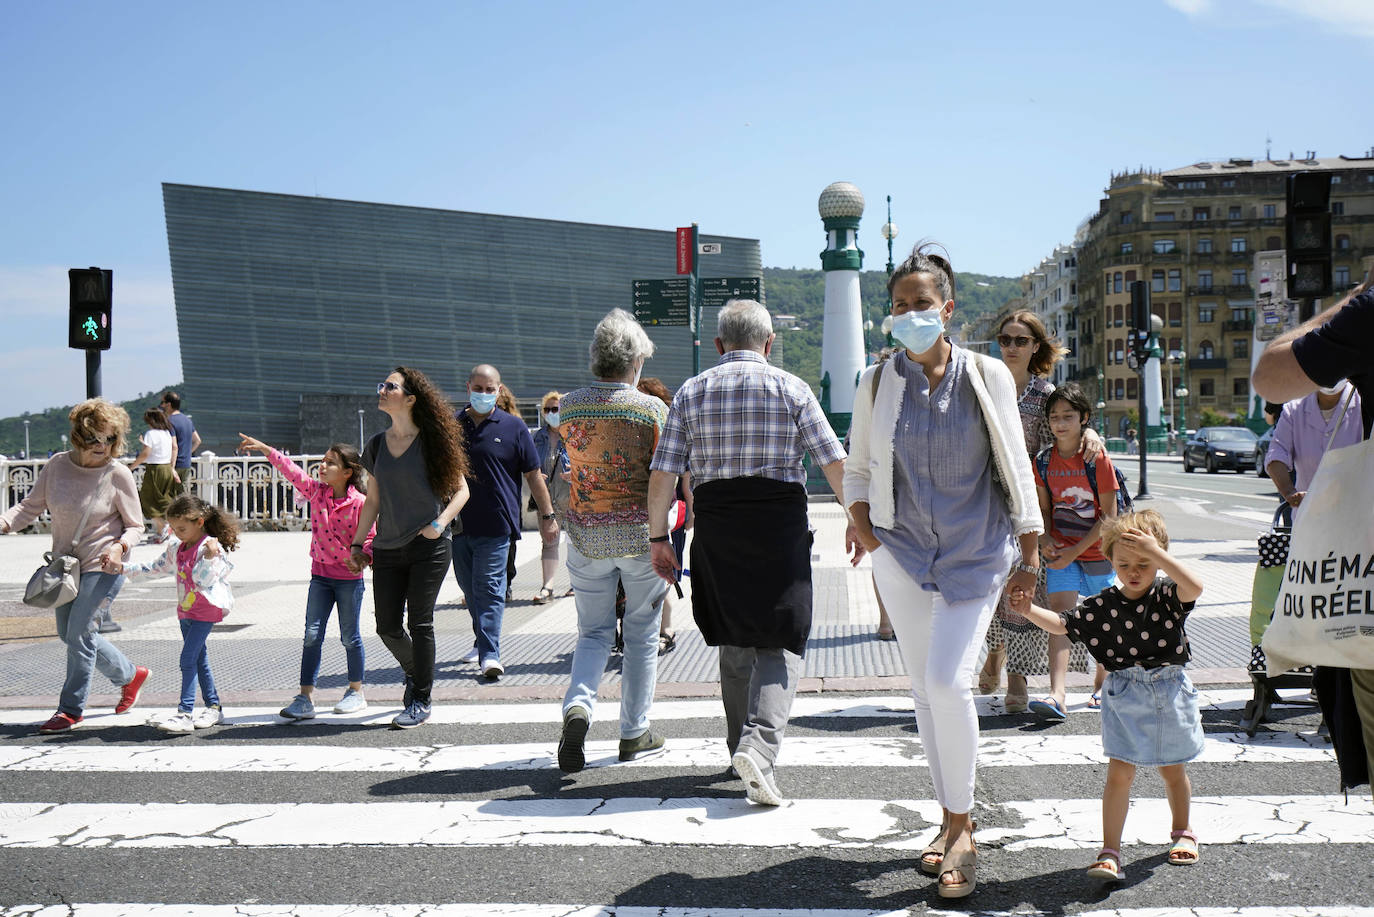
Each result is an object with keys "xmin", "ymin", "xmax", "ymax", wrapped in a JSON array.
[
  {"xmin": 1008, "ymin": 590, "xmax": 1031, "ymax": 616},
  {"xmin": 100, "ymin": 553, "xmax": 124, "ymax": 575}
]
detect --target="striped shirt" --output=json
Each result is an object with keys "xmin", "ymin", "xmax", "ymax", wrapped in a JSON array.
[{"xmin": 651, "ymin": 350, "xmax": 845, "ymax": 487}]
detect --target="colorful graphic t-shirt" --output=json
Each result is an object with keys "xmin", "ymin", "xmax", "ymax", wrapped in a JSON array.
[{"xmin": 1033, "ymin": 448, "xmax": 1118, "ymax": 563}]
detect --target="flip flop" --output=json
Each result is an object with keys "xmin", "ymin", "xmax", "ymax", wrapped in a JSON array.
[
  {"xmin": 1028, "ymin": 696, "xmax": 1068, "ymax": 721},
  {"xmin": 1088, "ymin": 692, "xmax": 1101, "ymax": 710}
]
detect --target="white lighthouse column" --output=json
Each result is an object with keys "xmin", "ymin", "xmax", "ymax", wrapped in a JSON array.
[{"xmin": 817, "ymin": 181, "xmax": 866, "ymax": 440}]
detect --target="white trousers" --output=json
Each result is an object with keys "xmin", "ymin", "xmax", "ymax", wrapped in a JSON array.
[{"xmin": 871, "ymin": 548, "xmax": 998, "ymax": 814}]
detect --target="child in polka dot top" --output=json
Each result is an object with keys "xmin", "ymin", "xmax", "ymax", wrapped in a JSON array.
[
  {"xmin": 239, "ymin": 434, "xmax": 375, "ymax": 719},
  {"xmin": 1009, "ymin": 508, "xmax": 1204, "ymax": 884}
]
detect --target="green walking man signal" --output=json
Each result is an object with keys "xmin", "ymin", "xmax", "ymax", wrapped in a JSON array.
[{"xmin": 68, "ymin": 267, "xmax": 113, "ymax": 351}]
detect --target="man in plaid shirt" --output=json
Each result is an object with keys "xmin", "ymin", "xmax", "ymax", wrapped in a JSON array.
[{"xmin": 647, "ymin": 299, "xmax": 849, "ymax": 807}]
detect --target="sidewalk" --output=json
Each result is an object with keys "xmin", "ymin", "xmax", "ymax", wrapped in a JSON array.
[{"xmin": 0, "ymin": 494, "xmax": 1260, "ymax": 709}]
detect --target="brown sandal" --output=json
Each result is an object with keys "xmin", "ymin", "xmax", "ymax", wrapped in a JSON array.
[
  {"xmin": 937, "ymin": 838, "xmax": 977, "ymax": 899},
  {"xmin": 918, "ymin": 822, "xmax": 947, "ymax": 876}
]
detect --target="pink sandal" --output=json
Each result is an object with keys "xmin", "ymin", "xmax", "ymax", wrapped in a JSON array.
[
  {"xmin": 1168, "ymin": 829, "xmax": 1199, "ymax": 865},
  {"xmin": 1086, "ymin": 847, "xmax": 1124, "ymax": 881}
]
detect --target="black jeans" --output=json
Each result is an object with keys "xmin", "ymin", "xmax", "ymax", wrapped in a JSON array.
[{"xmin": 371, "ymin": 534, "xmax": 450, "ymax": 704}]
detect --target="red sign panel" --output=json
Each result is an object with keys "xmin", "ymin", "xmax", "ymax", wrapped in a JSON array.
[{"xmin": 676, "ymin": 226, "xmax": 694, "ymax": 275}]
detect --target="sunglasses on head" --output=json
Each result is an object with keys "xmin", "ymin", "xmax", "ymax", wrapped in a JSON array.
[
  {"xmin": 377, "ymin": 381, "xmax": 409, "ymax": 394},
  {"xmin": 997, "ymin": 334, "xmax": 1034, "ymax": 348}
]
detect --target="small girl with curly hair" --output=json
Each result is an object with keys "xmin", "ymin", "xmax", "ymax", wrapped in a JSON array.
[
  {"xmin": 1010, "ymin": 509, "xmax": 1204, "ymax": 882},
  {"xmin": 106, "ymin": 494, "xmax": 239, "ymax": 734}
]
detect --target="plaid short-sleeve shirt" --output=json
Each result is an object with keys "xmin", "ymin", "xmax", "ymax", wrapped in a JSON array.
[{"xmin": 650, "ymin": 350, "xmax": 845, "ymax": 486}]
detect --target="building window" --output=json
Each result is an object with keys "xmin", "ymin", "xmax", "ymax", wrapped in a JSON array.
[
  {"xmin": 1169, "ymin": 336, "xmax": 1182, "ymax": 354},
  {"xmin": 1167, "ymin": 269, "xmax": 1182, "ymax": 291},
  {"xmin": 1232, "ymin": 338, "xmax": 1248, "ymax": 359},
  {"xmin": 1222, "ymin": 179, "xmax": 1236, "ymax": 188},
  {"xmin": 1155, "ymin": 211, "xmax": 1176, "ymax": 222},
  {"xmin": 1230, "ymin": 237, "xmax": 1247, "ymax": 253},
  {"xmin": 1120, "ymin": 212, "xmax": 1134, "ymax": 225},
  {"xmin": 1151, "ymin": 270, "xmax": 1165, "ymax": 292},
  {"xmin": 1153, "ymin": 239, "xmax": 1176, "ymax": 254},
  {"xmin": 1231, "ymin": 269, "xmax": 1247, "ymax": 286},
  {"xmin": 1115, "ymin": 379, "xmax": 1125, "ymax": 401},
  {"xmin": 1233, "ymin": 377, "xmax": 1249, "ymax": 397},
  {"xmin": 1197, "ymin": 270, "xmax": 1213, "ymax": 290},
  {"xmin": 1113, "ymin": 272, "xmax": 1123, "ymax": 293},
  {"xmin": 1127, "ymin": 377, "xmax": 1139, "ymax": 400},
  {"xmin": 1336, "ymin": 265, "xmax": 1351, "ymax": 287},
  {"xmin": 1180, "ymin": 180, "xmax": 1206, "ymax": 190},
  {"xmin": 1120, "ymin": 242, "xmax": 1133, "ymax": 255},
  {"xmin": 1113, "ymin": 303, "xmax": 1124, "ymax": 326},
  {"xmin": 1125, "ymin": 269, "xmax": 1137, "ymax": 282},
  {"xmin": 1337, "ymin": 234, "xmax": 1351, "ymax": 250},
  {"xmin": 1200, "ymin": 378, "xmax": 1216, "ymax": 396},
  {"xmin": 1198, "ymin": 340, "xmax": 1215, "ymax": 359},
  {"xmin": 1231, "ymin": 306, "xmax": 1251, "ymax": 322},
  {"xmin": 1198, "ymin": 303, "xmax": 1215, "ymax": 323},
  {"xmin": 1228, "ymin": 206, "xmax": 1242, "ymax": 219},
  {"xmin": 1266, "ymin": 235, "xmax": 1282, "ymax": 249},
  {"xmin": 1193, "ymin": 207, "xmax": 1209, "ymax": 220},
  {"xmin": 1115, "ymin": 341, "xmax": 1124, "ymax": 363},
  {"xmin": 1263, "ymin": 204, "xmax": 1276, "ymax": 218},
  {"xmin": 1197, "ymin": 237, "xmax": 1213, "ymax": 253},
  {"xmin": 1169, "ymin": 302, "xmax": 1182, "ymax": 326},
  {"xmin": 1332, "ymin": 201, "xmax": 1345, "ymax": 215}
]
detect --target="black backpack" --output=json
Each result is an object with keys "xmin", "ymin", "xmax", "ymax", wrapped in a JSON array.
[{"xmin": 1035, "ymin": 446, "xmax": 1134, "ymax": 516}]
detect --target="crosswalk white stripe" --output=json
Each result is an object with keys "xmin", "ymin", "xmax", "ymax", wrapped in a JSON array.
[
  {"xmin": 0, "ymin": 687, "xmax": 1290, "ymax": 728},
  {"xmin": 5, "ymin": 910, "xmax": 1374, "ymax": 917},
  {"xmin": 2, "ymin": 795, "xmax": 1369, "ymax": 850},
  {"xmin": 0, "ymin": 730, "xmax": 1332, "ymax": 773}
]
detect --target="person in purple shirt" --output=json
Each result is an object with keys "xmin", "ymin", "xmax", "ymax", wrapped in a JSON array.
[
  {"xmin": 1265, "ymin": 382, "xmax": 1363, "ymax": 520},
  {"xmin": 1254, "ymin": 268, "xmax": 1374, "ymax": 797},
  {"xmin": 453, "ymin": 364, "xmax": 558, "ymax": 679}
]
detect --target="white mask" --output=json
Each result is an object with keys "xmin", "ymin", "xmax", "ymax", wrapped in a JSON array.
[
  {"xmin": 544, "ymin": 411, "xmax": 560, "ymax": 427},
  {"xmin": 1317, "ymin": 380, "xmax": 1349, "ymax": 397}
]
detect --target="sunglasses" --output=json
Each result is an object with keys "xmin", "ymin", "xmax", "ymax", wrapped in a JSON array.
[
  {"xmin": 377, "ymin": 382, "xmax": 409, "ymax": 394},
  {"xmin": 997, "ymin": 334, "xmax": 1034, "ymax": 348},
  {"xmin": 80, "ymin": 434, "xmax": 118, "ymax": 447}
]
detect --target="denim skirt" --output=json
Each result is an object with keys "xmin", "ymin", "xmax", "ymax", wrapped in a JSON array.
[{"xmin": 1100, "ymin": 664, "xmax": 1204, "ymax": 767}]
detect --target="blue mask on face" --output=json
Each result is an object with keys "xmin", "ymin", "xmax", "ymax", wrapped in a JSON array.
[
  {"xmin": 469, "ymin": 391, "xmax": 498, "ymax": 413},
  {"xmin": 890, "ymin": 309, "xmax": 946, "ymax": 355}
]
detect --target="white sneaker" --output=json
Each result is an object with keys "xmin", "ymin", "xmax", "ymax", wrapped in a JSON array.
[
  {"xmin": 732, "ymin": 749, "xmax": 785, "ymax": 806},
  {"xmin": 332, "ymin": 688, "xmax": 367, "ymax": 714},
  {"xmin": 157, "ymin": 711, "xmax": 196, "ymax": 734},
  {"xmin": 460, "ymin": 646, "xmax": 480, "ymax": 664},
  {"xmin": 481, "ymin": 657, "xmax": 504, "ymax": 679},
  {"xmin": 192, "ymin": 705, "xmax": 224, "ymax": 729}
]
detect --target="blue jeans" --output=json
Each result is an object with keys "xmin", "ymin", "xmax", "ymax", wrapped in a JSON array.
[
  {"xmin": 451, "ymin": 534, "xmax": 510, "ymax": 661},
  {"xmin": 178, "ymin": 619, "xmax": 220, "ymax": 712},
  {"xmin": 300, "ymin": 575, "xmax": 366, "ymax": 686},
  {"xmin": 54, "ymin": 571, "xmax": 135, "ymax": 717},
  {"xmin": 563, "ymin": 542, "xmax": 666, "ymax": 738}
]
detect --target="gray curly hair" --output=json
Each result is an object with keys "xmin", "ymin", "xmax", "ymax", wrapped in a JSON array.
[
  {"xmin": 717, "ymin": 299, "xmax": 773, "ymax": 351},
  {"xmin": 590, "ymin": 308, "xmax": 656, "ymax": 379}
]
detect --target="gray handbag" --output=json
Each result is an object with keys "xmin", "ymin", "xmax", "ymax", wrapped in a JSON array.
[{"xmin": 22, "ymin": 463, "xmax": 113, "ymax": 608}]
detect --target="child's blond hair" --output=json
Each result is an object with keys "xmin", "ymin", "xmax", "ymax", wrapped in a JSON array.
[{"xmin": 1101, "ymin": 508, "xmax": 1169, "ymax": 558}]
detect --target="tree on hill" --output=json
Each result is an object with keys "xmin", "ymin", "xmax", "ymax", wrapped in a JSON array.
[{"xmin": 0, "ymin": 387, "xmax": 181, "ymax": 458}]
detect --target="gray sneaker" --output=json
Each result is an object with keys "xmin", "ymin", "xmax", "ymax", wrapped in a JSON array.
[
  {"xmin": 391, "ymin": 701, "xmax": 431, "ymax": 729},
  {"xmin": 731, "ymin": 749, "xmax": 785, "ymax": 806},
  {"xmin": 618, "ymin": 728, "xmax": 666, "ymax": 762},
  {"xmin": 557, "ymin": 705, "xmax": 591, "ymax": 773},
  {"xmin": 279, "ymin": 693, "xmax": 316, "ymax": 720},
  {"xmin": 332, "ymin": 688, "xmax": 367, "ymax": 715}
]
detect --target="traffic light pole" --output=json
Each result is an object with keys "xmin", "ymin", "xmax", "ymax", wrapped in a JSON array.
[
  {"xmin": 689, "ymin": 223, "xmax": 701, "ymax": 376},
  {"xmin": 85, "ymin": 350, "xmax": 101, "ymax": 400}
]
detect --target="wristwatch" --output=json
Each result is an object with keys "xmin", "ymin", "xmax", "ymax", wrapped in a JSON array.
[
  {"xmin": 541, "ymin": 513, "xmax": 556, "ymax": 521},
  {"xmin": 1012, "ymin": 561, "xmax": 1039, "ymax": 576}
]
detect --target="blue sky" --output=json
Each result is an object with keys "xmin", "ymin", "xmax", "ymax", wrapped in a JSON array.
[{"xmin": 2, "ymin": 0, "xmax": 1370, "ymax": 419}]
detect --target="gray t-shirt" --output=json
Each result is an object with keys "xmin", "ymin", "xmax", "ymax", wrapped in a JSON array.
[{"xmin": 363, "ymin": 432, "xmax": 445, "ymax": 551}]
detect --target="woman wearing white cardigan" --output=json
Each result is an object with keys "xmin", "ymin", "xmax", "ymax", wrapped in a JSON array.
[{"xmin": 845, "ymin": 246, "xmax": 1042, "ymax": 901}]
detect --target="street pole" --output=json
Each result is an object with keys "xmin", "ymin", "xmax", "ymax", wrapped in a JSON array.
[
  {"xmin": 880, "ymin": 195, "xmax": 898, "ymax": 354},
  {"xmin": 357, "ymin": 410, "xmax": 365, "ymax": 450},
  {"xmin": 23, "ymin": 420, "xmax": 30, "ymax": 459},
  {"xmin": 690, "ymin": 223, "xmax": 701, "ymax": 376},
  {"xmin": 85, "ymin": 349, "xmax": 101, "ymax": 399}
]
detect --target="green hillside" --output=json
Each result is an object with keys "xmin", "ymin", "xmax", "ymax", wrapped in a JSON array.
[
  {"xmin": 763, "ymin": 267, "xmax": 1019, "ymax": 393},
  {"xmin": 1, "ymin": 387, "xmax": 179, "ymax": 458}
]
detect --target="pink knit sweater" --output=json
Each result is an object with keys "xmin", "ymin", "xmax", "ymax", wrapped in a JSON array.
[{"xmin": 0, "ymin": 453, "xmax": 144, "ymax": 573}]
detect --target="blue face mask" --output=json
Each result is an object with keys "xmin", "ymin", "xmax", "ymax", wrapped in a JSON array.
[
  {"xmin": 468, "ymin": 391, "xmax": 498, "ymax": 413},
  {"xmin": 890, "ymin": 308, "xmax": 946, "ymax": 355}
]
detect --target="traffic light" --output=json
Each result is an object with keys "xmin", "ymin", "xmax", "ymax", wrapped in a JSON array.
[
  {"xmin": 1129, "ymin": 280, "xmax": 1151, "ymax": 356},
  {"xmin": 1286, "ymin": 171, "xmax": 1332, "ymax": 299},
  {"xmin": 68, "ymin": 267, "xmax": 112, "ymax": 350}
]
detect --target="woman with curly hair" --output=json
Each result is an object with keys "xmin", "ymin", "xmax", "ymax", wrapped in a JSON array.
[
  {"xmin": 351, "ymin": 367, "xmax": 469, "ymax": 728},
  {"xmin": 0, "ymin": 399, "xmax": 150, "ymax": 733}
]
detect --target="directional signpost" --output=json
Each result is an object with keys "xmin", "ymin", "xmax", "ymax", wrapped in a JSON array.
[
  {"xmin": 632, "ymin": 278, "xmax": 691, "ymax": 326},
  {"xmin": 698, "ymin": 276, "xmax": 761, "ymax": 308}
]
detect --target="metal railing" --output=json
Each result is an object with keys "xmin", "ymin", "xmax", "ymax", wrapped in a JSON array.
[{"xmin": 2, "ymin": 453, "xmax": 325, "ymax": 532}]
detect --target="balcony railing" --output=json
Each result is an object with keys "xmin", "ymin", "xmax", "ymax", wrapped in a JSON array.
[
  {"xmin": 1223, "ymin": 319, "xmax": 1255, "ymax": 333},
  {"xmin": 1188, "ymin": 357, "xmax": 1229, "ymax": 370},
  {"xmin": 1, "ymin": 454, "xmax": 325, "ymax": 531}
]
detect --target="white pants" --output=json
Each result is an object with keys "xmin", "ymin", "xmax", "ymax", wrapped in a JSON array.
[{"xmin": 871, "ymin": 549, "xmax": 998, "ymax": 814}]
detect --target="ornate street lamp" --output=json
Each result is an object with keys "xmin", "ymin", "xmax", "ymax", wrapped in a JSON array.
[{"xmin": 879, "ymin": 196, "xmax": 899, "ymax": 352}]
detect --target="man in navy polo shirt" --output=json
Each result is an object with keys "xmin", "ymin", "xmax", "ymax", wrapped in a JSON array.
[
  {"xmin": 454, "ymin": 364, "xmax": 559, "ymax": 678},
  {"xmin": 160, "ymin": 391, "xmax": 201, "ymax": 495}
]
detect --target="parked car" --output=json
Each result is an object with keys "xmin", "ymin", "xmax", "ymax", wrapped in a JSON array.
[
  {"xmin": 1183, "ymin": 426, "xmax": 1260, "ymax": 474},
  {"xmin": 1255, "ymin": 426, "xmax": 1275, "ymax": 477}
]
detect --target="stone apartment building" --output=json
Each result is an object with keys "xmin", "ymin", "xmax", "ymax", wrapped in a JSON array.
[
  {"xmin": 1072, "ymin": 154, "xmax": 1374, "ymax": 437},
  {"xmin": 1022, "ymin": 244, "xmax": 1079, "ymax": 387}
]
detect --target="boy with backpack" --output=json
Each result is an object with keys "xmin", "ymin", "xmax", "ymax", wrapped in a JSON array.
[{"xmin": 1030, "ymin": 382, "xmax": 1129, "ymax": 721}]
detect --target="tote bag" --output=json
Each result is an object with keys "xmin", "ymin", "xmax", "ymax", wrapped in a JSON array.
[{"xmin": 1263, "ymin": 431, "xmax": 1374, "ymax": 676}]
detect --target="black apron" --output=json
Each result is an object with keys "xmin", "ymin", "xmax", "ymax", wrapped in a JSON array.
[{"xmin": 689, "ymin": 477, "xmax": 813, "ymax": 656}]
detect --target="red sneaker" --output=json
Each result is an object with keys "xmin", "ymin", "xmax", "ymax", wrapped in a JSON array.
[
  {"xmin": 38, "ymin": 712, "xmax": 83, "ymax": 734},
  {"xmin": 116, "ymin": 666, "xmax": 151, "ymax": 714}
]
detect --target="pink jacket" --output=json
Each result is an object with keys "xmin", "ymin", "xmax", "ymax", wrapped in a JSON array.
[{"xmin": 268, "ymin": 449, "xmax": 374, "ymax": 579}]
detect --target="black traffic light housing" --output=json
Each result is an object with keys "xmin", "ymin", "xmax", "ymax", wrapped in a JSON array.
[
  {"xmin": 68, "ymin": 267, "xmax": 112, "ymax": 350},
  {"xmin": 1129, "ymin": 280, "xmax": 1151, "ymax": 357},
  {"xmin": 1286, "ymin": 172, "xmax": 1333, "ymax": 299}
]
